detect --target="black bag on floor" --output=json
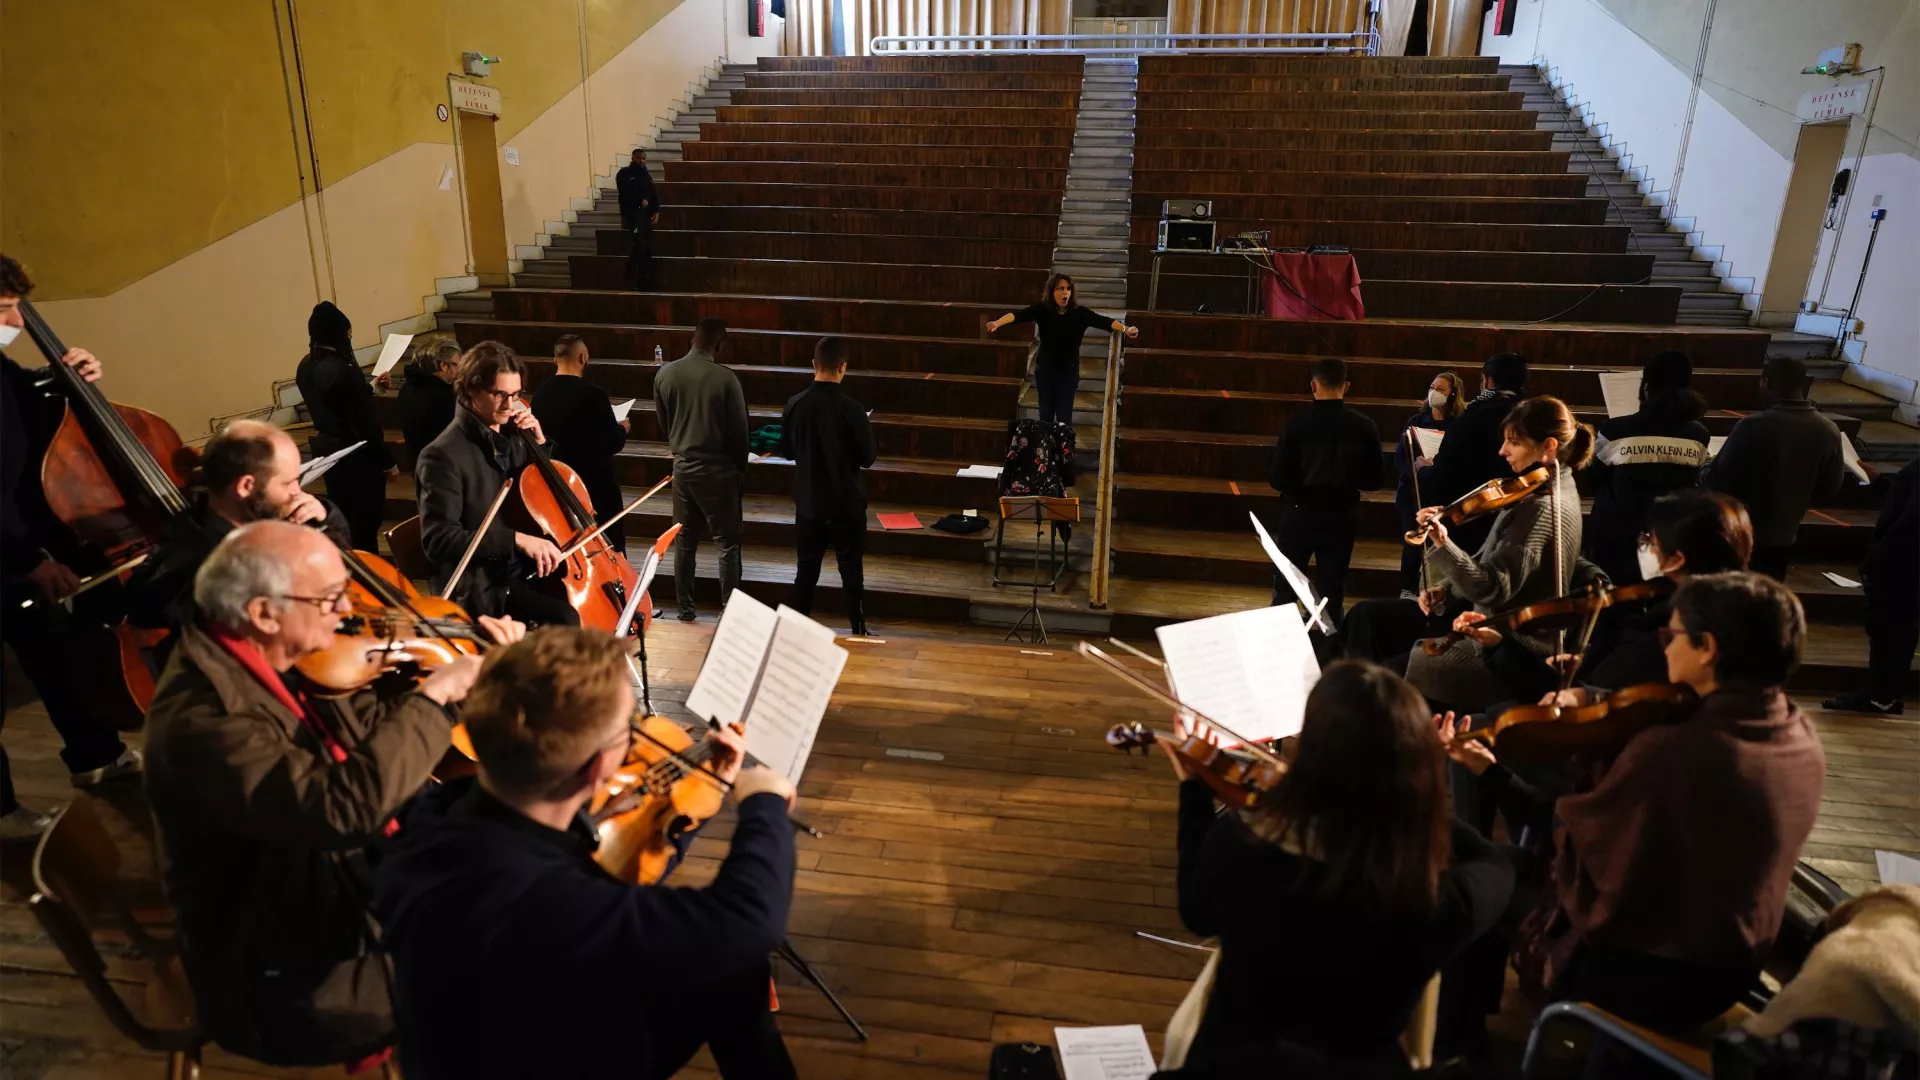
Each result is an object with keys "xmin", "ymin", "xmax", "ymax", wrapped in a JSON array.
[{"xmin": 989, "ymin": 1042, "xmax": 1062, "ymax": 1080}]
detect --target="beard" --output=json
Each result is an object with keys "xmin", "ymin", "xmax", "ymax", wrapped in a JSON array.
[{"xmin": 240, "ymin": 486, "xmax": 284, "ymax": 523}]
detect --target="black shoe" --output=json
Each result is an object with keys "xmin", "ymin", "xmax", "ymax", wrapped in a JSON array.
[
  {"xmin": 849, "ymin": 621, "xmax": 871, "ymax": 638},
  {"xmin": 677, "ymin": 609, "xmax": 698, "ymax": 623},
  {"xmin": 1822, "ymin": 693, "xmax": 1903, "ymax": 715}
]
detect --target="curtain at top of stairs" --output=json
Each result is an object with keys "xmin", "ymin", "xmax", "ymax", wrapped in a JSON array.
[
  {"xmin": 1167, "ymin": 0, "xmax": 1371, "ymax": 43},
  {"xmin": 783, "ymin": 0, "xmax": 1072, "ymax": 56},
  {"xmin": 1424, "ymin": 0, "xmax": 1484, "ymax": 57}
]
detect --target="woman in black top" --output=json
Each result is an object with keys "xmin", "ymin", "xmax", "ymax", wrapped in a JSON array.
[
  {"xmin": 294, "ymin": 301, "xmax": 395, "ymax": 551},
  {"xmin": 986, "ymin": 274, "xmax": 1136, "ymax": 426},
  {"xmin": 397, "ymin": 339, "xmax": 461, "ymax": 464},
  {"xmin": 1164, "ymin": 661, "xmax": 1513, "ymax": 1075},
  {"xmin": 1394, "ymin": 370, "xmax": 1466, "ymax": 596}
]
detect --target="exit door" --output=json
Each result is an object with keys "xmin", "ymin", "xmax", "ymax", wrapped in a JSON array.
[{"xmin": 457, "ymin": 109, "xmax": 510, "ymax": 283}]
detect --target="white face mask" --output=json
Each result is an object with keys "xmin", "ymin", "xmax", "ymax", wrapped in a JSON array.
[
  {"xmin": 1426, "ymin": 389, "xmax": 1449, "ymax": 409},
  {"xmin": 0, "ymin": 323, "xmax": 19, "ymax": 349},
  {"xmin": 1637, "ymin": 544, "xmax": 1667, "ymax": 582}
]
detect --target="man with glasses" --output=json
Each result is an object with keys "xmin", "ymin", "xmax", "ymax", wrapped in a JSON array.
[
  {"xmin": 374, "ymin": 626, "xmax": 799, "ymax": 1079},
  {"xmin": 144, "ymin": 520, "xmax": 522, "ymax": 1069},
  {"xmin": 416, "ymin": 340, "xmax": 579, "ymax": 626}
]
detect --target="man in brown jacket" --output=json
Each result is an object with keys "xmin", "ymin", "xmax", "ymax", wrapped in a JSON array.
[{"xmin": 143, "ymin": 520, "xmax": 518, "ymax": 1066}]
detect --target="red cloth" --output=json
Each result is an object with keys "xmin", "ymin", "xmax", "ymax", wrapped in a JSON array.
[{"xmin": 1262, "ymin": 252, "xmax": 1365, "ymax": 321}]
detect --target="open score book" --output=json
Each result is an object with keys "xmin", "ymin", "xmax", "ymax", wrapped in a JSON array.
[{"xmin": 684, "ymin": 592, "xmax": 849, "ymax": 783}]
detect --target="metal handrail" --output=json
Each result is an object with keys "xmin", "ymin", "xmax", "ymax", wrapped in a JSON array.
[
  {"xmin": 1088, "ymin": 331, "xmax": 1125, "ymax": 610},
  {"xmin": 868, "ymin": 31, "xmax": 1375, "ymax": 55}
]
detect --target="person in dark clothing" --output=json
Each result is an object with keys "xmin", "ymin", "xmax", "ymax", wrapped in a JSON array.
[
  {"xmin": 0, "ymin": 257, "xmax": 138, "ymax": 838},
  {"xmin": 1826, "ymin": 458, "xmax": 1919, "ymax": 715},
  {"xmin": 396, "ymin": 339, "xmax": 460, "ymax": 464},
  {"xmin": 374, "ymin": 628, "xmax": 799, "ymax": 1080},
  {"xmin": 654, "ymin": 318, "xmax": 749, "ymax": 621},
  {"xmin": 530, "ymin": 334, "xmax": 630, "ymax": 553},
  {"xmin": 415, "ymin": 342, "xmax": 578, "ymax": 627},
  {"xmin": 615, "ymin": 147, "xmax": 662, "ymax": 291},
  {"xmin": 1585, "ymin": 350, "xmax": 1711, "ymax": 585},
  {"xmin": 1441, "ymin": 572, "xmax": 1824, "ymax": 1043},
  {"xmin": 1420, "ymin": 351, "xmax": 1528, "ymax": 557},
  {"xmin": 1394, "ymin": 370, "xmax": 1466, "ymax": 597},
  {"xmin": 125, "ymin": 421, "xmax": 351, "ymax": 640},
  {"xmin": 1267, "ymin": 357, "xmax": 1385, "ymax": 624},
  {"xmin": 778, "ymin": 337, "xmax": 877, "ymax": 636},
  {"xmin": 294, "ymin": 301, "xmax": 394, "ymax": 552},
  {"xmin": 1163, "ymin": 661, "xmax": 1512, "ymax": 1073},
  {"xmin": 1704, "ymin": 356, "xmax": 1845, "ymax": 581},
  {"xmin": 987, "ymin": 273, "xmax": 1137, "ymax": 426}
]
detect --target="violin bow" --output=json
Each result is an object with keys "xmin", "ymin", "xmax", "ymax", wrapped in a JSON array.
[
  {"xmin": 441, "ymin": 478, "xmax": 516, "ymax": 601},
  {"xmin": 626, "ymin": 720, "xmax": 824, "ymax": 838},
  {"xmin": 553, "ymin": 475, "xmax": 671, "ymax": 561},
  {"xmin": 1076, "ymin": 642, "xmax": 1287, "ymax": 769}
]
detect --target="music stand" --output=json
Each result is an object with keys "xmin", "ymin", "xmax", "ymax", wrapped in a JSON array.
[{"xmin": 995, "ymin": 495, "xmax": 1080, "ymax": 644}]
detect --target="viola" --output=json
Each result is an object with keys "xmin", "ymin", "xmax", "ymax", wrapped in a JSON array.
[
  {"xmin": 1107, "ymin": 721, "xmax": 1286, "ymax": 809},
  {"xmin": 1452, "ymin": 681, "xmax": 1698, "ymax": 763},
  {"xmin": 1404, "ymin": 463, "xmax": 1551, "ymax": 547},
  {"xmin": 1420, "ymin": 577, "xmax": 1674, "ymax": 656},
  {"xmin": 505, "ymin": 402, "xmax": 646, "ymax": 635}
]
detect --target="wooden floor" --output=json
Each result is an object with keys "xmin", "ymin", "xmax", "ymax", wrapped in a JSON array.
[{"xmin": 3, "ymin": 620, "xmax": 1917, "ymax": 1079}]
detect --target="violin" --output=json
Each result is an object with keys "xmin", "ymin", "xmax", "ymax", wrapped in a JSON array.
[
  {"xmin": 295, "ymin": 547, "xmax": 488, "ymax": 694},
  {"xmin": 505, "ymin": 400, "xmax": 646, "ymax": 635},
  {"xmin": 1452, "ymin": 682, "xmax": 1698, "ymax": 764},
  {"xmin": 1404, "ymin": 463, "xmax": 1550, "ymax": 547},
  {"xmin": 1420, "ymin": 577, "xmax": 1674, "ymax": 656},
  {"xmin": 590, "ymin": 714, "xmax": 733, "ymax": 885},
  {"xmin": 1107, "ymin": 721, "xmax": 1286, "ymax": 809}
]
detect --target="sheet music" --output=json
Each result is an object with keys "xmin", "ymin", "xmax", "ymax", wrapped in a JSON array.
[
  {"xmin": 956, "ymin": 464, "xmax": 1003, "ymax": 478},
  {"xmin": 1155, "ymin": 604, "xmax": 1319, "ymax": 746},
  {"xmin": 371, "ymin": 333, "xmax": 414, "ymax": 378},
  {"xmin": 684, "ymin": 591, "xmax": 779, "ymax": 728},
  {"xmin": 1412, "ymin": 426, "xmax": 1444, "ymax": 460},
  {"xmin": 742, "ymin": 606, "xmax": 848, "ymax": 782},
  {"xmin": 299, "ymin": 440, "xmax": 367, "ymax": 486},
  {"xmin": 1598, "ymin": 370, "xmax": 1641, "ymax": 419},
  {"xmin": 611, "ymin": 398, "xmax": 636, "ymax": 424},
  {"xmin": 1249, "ymin": 511, "xmax": 1333, "ymax": 634},
  {"xmin": 1877, "ymin": 849, "xmax": 1920, "ymax": 886},
  {"xmin": 1839, "ymin": 433, "xmax": 1870, "ymax": 484},
  {"xmin": 1054, "ymin": 1025, "xmax": 1155, "ymax": 1080},
  {"xmin": 1707, "ymin": 435, "xmax": 1727, "ymax": 460}
]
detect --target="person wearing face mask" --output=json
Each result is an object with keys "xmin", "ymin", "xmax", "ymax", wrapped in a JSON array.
[
  {"xmin": 1394, "ymin": 371, "xmax": 1466, "ymax": 598},
  {"xmin": 1418, "ymin": 352, "xmax": 1528, "ymax": 557},
  {"xmin": 1583, "ymin": 351, "xmax": 1711, "ymax": 587},
  {"xmin": 124, "ymin": 421, "xmax": 352, "ymax": 643}
]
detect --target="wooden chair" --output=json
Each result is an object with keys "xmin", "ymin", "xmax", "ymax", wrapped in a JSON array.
[
  {"xmin": 31, "ymin": 795, "xmax": 203, "ymax": 1079},
  {"xmin": 383, "ymin": 515, "xmax": 433, "ymax": 582}
]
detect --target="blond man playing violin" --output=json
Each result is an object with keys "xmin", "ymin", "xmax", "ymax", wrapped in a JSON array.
[
  {"xmin": 373, "ymin": 626, "xmax": 800, "ymax": 1080},
  {"xmin": 144, "ymin": 520, "xmax": 522, "ymax": 1069}
]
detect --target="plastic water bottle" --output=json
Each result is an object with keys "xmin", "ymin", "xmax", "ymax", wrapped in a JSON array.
[{"xmin": 654, "ymin": 345, "xmax": 664, "ymax": 363}]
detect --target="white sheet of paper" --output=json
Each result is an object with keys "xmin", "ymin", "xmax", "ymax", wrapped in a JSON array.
[
  {"xmin": 684, "ymin": 591, "xmax": 779, "ymax": 729},
  {"xmin": 611, "ymin": 398, "xmax": 635, "ymax": 424},
  {"xmin": 1839, "ymin": 434, "xmax": 1871, "ymax": 484},
  {"xmin": 1155, "ymin": 604, "xmax": 1320, "ymax": 746},
  {"xmin": 1054, "ymin": 1025, "xmax": 1154, "ymax": 1080},
  {"xmin": 957, "ymin": 464, "xmax": 1003, "ymax": 478},
  {"xmin": 749, "ymin": 453, "xmax": 795, "ymax": 465},
  {"xmin": 371, "ymin": 333, "xmax": 415, "ymax": 378},
  {"xmin": 613, "ymin": 550, "xmax": 665, "ymax": 638},
  {"xmin": 742, "ymin": 606, "xmax": 848, "ymax": 783},
  {"xmin": 1877, "ymin": 849, "xmax": 1920, "ymax": 886},
  {"xmin": 298, "ymin": 439, "xmax": 367, "ymax": 486},
  {"xmin": 437, "ymin": 165, "xmax": 455, "ymax": 191},
  {"xmin": 1708, "ymin": 435, "xmax": 1728, "ymax": 460},
  {"xmin": 1823, "ymin": 571, "xmax": 1863, "ymax": 589},
  {"xmin": 1249, "ymin": 512, "xmax": 1334, "ymax": 634},
  {"xmin": 1412, "ymin": 426, "xmax": 1444, "ymax": 460},
  {"xmin": 1598, "ymin": 370, "xmax": 1641, "ymax": 419}
]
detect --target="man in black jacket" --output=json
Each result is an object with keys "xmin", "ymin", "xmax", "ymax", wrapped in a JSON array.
[
  {"xmin": 1826, "ymin": 459, "xmax": 1918, "ymax": 715},
  {"xmin": 778, "ymin": 337, "xmax": 877, "ymax": 635},
  {"xmin": 125, "ymin": 420, "xmax": 351, "ymax": 638},
  {"xmin": 1420, "ymin": 352, "xmax": 1528, "ymax": 556},
  {"xmin": 1704, "ymin": 357, "xmax": 1844, "ymax": 581},
  {"xmin": 615, "ymin": 148, "xmax": 662, "ymax": 290},
  {"xmin": 1267, "ymin": 357, "xmax": 1383, "ymax": 622},
  {"xmin": 374, "ymin": 627, "xmax": 798, "ymax": 1080},
  {"xmin": 1585, "ymin": 351, "xmax": 1711, "ymax": 584},
  {"xmin": 415, "ymin": 342, "xmax": 577, "ymax": 626},
  {"xmin": 295, "ymin": 301, "xmax": 394, "ymax": 551},
  {"xmin": 531, "ymin": 334, "xmax": 630, "ymax": 551}
]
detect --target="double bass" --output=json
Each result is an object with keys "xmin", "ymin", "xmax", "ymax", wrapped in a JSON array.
[
  {"xmin": 504, "ymin": 399, "xmax": 644, "ymax": 634},
  {"xmin": 18, "ymin": 299, "xmax": 194, "ymax": 720}
]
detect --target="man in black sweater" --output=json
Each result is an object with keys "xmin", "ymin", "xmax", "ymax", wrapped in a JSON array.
[
  {"xmin": 1704, "ymin": 356, "xmax": 1844, "ymax": 581},
  {"xmin": 1420, "ymin": 352, "xmax": 1528, "ymax": 557},
  {"xmin": 1268, "ymin": 357, "xmax": 1383, "ymax": 623},
  {"xmin": 778, "ymin": 337, "xmax": 877, "ymax": 636},
  {"xmin": 615, "ymin": 148, "xmax": 662, "ymax": 291},
  {"xmin": 1826, "ymin": 459, "xmax": 1918, "ymax": 715},
  {"xmin": 531, "ymin": 334, "xmax": 631, "ymax": 551},
  {"xmin": 374, "ymin": 627, "xmax": 798, "ymax": 1080}
]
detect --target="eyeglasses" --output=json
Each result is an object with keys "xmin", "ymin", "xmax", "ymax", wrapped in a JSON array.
[
  {"xmin": 475, "ymin": 388, "xmax": 520, "ymax": 404},
  {"xmin": 279, "ymin": 585, "xmax": 351, "ymax": 612},
  {"xmin": 1657, "ymin": 626, "xmax": 1699, "ymax": 649}
]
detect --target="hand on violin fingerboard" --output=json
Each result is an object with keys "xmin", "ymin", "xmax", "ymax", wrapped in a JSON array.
[{"xmin": 1435, "ymin": 712, "xmax": 1496, "ymax": 775}]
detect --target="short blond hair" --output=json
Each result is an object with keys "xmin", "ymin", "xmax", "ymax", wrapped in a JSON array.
[{"xmin": 463, "ymin": 627, "xmax": 633, "ymax": 800}]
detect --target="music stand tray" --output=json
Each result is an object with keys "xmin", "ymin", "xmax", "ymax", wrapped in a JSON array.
[{"xmin": 993, "ymin": 495, "xmax": 1080, "ymax": 644}]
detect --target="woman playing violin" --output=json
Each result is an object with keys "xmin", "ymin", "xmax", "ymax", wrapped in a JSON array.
[
  {"xmin": 1403, "ymin": 397, "xmax": 1592, "ymax": 712},
  {"xmin": 1160, "ymin": 661, "xmax": 1513, "ymax": 1076},
  {"xmin": 1435, "ymin": 572, "xmax": 1826, "ymax": 1046}
]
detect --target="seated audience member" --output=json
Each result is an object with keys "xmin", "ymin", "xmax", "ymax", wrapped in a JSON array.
[
  {"xmin": 126, "ymin": 420, "xmax": 350, "ymax": 636},
  {"xmin": 1164, "ymin": 660, "xmax": 1512, "ymax": 1073},
  {"xmin": 374, "ymin": 626, "xmax": 799, "ymax": 1080},
  {"xmin": 1826, "ymin": 458, "xmax": 1918, "ymax": 716},
  {"xmin": 1704, "ymin": 357, "xmax": 1845, "ymax": 581},
  {"xmin": 1442, "ymin": 572, "xmax": 1826, "ymax": 1037},
  {"xmin": 144, "ymin": 521, "xmax": 515, "ymax": 1067},
  {"xmin": 397, "ymin": 338, "xmax": 461, "ymax": 462},
  {"xmin": 1584, "ymin": 351, "xmax": 1711, "ymax": 586},
  {"xmin": 1267, "ymin": 357, "xmax": 1384, "ymax": 624},
  {"xmin": 1394, "ymin": 370, "xmax": 1466, "ymax": 598}
]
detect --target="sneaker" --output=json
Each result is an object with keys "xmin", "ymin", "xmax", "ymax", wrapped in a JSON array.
[
  {"xmin": 0, "ymin": 805, "xmax": 52, "ymax": 843},
  {"xmin": 71, "ymin": 747, "xmax": 144, "ymax": 788},
  {"xmin": 1821, "ymin": 694, "xmax": 1903, "ymax": 716},
  {"xmin": 676, "ymin": 609, "xmax": 699, "ymax": 623}
]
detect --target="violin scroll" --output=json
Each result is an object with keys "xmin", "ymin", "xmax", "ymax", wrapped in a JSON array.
[{"xmin": 1106, "ymin": 722, "xmax": 1155, "ymax": 754}]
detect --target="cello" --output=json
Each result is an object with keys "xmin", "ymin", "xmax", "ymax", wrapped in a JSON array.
[
  {"xmin": 504, "ymin": 398, "xmax": 644, "ymax": 634},
  {"xmin": 18, "ymin": 299, "xmax": 194, "ymax": 719}
]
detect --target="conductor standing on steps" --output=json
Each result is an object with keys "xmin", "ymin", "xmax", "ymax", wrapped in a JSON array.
[
  {"xmin": 1268, "ymin": 357, "xmax": 1383, "ymax": 625},
  {"xmin": 653, "ymin": 319, "xmax": 748, "ymax": 622},
  {"xmin": 986, "ymin": 273, "xmax": 1136, "ymax": 427},
  {"xmin": 779, "ymin": 338, "xmax": 877, "ymax": 637},
  {"xmin": 615, "ymin": 148, "xmax": 661, "ymax": 291}
]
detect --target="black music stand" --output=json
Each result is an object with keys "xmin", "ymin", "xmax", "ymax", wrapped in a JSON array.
[
  {"xmin": 776, "ymin": 941, "xmax": 868, "ymax": 1041},
  {"xmin": 994, "ymin": 495, "xmax": 1081, "ymax": 644}
]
